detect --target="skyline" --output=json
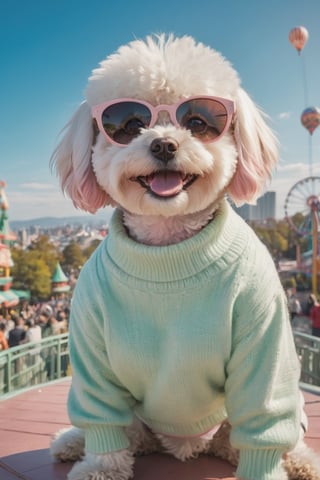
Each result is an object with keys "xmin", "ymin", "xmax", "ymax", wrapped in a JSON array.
[{"xmin": 2, "ymin": 0, "xmax": 320, "ymax": 221}]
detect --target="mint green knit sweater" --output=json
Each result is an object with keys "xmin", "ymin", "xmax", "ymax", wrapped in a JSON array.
[{"xmin": 68, "ymin": 200, "xmax": 301, "ymax": 480}]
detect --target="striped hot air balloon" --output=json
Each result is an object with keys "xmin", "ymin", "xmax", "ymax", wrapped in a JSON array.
[
  {"xmin": 289, "ymin": 26, "xmax": 309, "ymax": 54},
  {"xmin": 301, "ymin": 107, "xmax": 320, "ymax": 135}
]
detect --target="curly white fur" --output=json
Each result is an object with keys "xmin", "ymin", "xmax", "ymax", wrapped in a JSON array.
[
  {"xmin": 51, "ymin": 427, "xmax": 85, "ymax": 461},
  {"xmin": 68, "ymin": 450, "xmax": 134, "ymax": 480},
  {"xmin": 155, "ymin": 433, "xmax": 209, "ymax": 461}
]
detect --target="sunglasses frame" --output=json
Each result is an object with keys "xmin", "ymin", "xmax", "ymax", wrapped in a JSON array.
[{"xmin": 91, "ymin": 95, "xmax": 235, "ymax": 147}]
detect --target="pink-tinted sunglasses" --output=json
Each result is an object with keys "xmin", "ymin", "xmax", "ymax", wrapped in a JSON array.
[{"xmin": 91, "ymin": 95, "xmax": 235, "ymax": 147}]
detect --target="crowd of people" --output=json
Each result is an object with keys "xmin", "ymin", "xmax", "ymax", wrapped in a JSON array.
[
  {"xmin": 0, "ymin": 298, "xmax": 70, "ymax": 351},
  {"xmin": 307, "ymin": 293, "xmax": 320, "ymax": 338},
  {"xmin": 287, "ymin": 289, "xmax": 320, "ymax": 337}
]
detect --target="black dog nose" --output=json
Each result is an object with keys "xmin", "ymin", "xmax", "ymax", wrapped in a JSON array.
[{"xmin": 150, "ymin": 137, "xmax": 179, "ymax": 162}]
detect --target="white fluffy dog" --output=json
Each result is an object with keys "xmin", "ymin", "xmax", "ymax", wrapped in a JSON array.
[{"xmin": 50, "ymin": 35, "xmax": 320, "ymax": 480}]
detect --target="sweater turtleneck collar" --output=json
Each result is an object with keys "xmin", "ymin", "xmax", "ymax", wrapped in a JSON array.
[{"xmin": 106, "ymin": 199, "xmax": 248, "ymax": 283}]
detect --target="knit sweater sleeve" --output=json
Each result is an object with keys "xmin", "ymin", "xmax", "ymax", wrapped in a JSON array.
[
  {"xmin": 225, "ymin": 243, "xmax": 301, "ymax": 480},
  {"xmin": 67, "ymin": 259, "xmax": 135, "ymax": 454}
]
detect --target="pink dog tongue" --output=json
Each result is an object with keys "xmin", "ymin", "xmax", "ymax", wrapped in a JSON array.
[{"xmin": 149, "ymin": 171, "xmax": 183, "ymax": 196}]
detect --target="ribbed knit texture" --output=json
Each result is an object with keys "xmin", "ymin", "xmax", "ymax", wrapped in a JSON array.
[
  {"xmin": 68, "ymin": 200, "xmax": 301, "ymax": 479},
  {"xmin": 237, "ymin": 449, "xmax": 287, "ymax": 480}
]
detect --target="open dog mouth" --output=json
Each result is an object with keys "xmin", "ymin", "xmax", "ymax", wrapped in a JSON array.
[{"xmin": 131, "ymin": 171, "xmax": 198, "ymax": 198}]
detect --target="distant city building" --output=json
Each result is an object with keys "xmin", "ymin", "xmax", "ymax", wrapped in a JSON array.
[
  {"xmin": 16, "ymin": 228, "xmax": 28, "ymax": 249},
  {"xmin": 234, "ymin": 191, "xmax": 276, "ymax": 222}
]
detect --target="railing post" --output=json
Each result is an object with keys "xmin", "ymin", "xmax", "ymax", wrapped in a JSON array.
[
  {"xmin": 7, "ymin": 350, "xmax": 12, "ymax": 394},
  {"xmin": 56, "ymin": 336, "xmax": 61, "ymax": 379}
]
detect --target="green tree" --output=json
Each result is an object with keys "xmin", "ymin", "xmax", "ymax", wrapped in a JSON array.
[
  {"xmin": 61, "ymin": 242, "xmax": 85, "ymax": 275},
  {"xmin": 11, "ymin": 235, "xmax": 59, "ymax": 300},
  {"xmin": 11, "ymin": 248, "xmax": 52, "ymax": 300},
  {"xmin": 250, "ymin": 218, "xmax": 308, "ymax": 262},
  {"xmin": 28, "ymin": 235, "xmax": 60, "ymax": 274},
  {"xmin": 253, "ymin": 224, "xmax": 287, "ymax": 259},
  {"xmin": 83, "ymin": 239, "xmax": 101, "ymax": 262}
]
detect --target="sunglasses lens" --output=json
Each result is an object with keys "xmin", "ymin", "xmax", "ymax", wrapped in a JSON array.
[
  {"xmin": 176, "ymin": 99, "xmax": 229, "ymax": 141},
  {"xmin": 101, "ymin": 102, "xmax": 152, "ymax": 144}
]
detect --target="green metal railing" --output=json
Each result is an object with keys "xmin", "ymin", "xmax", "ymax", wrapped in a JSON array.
[
  {"xmin": 293, "ymin": 331, "xmax": 320, "ymax": 389},
  {"xmin": 0, "ymin": 333, "xmax": 69, "ymax": 396},
  {"xmin": 0, "ymin": 332, "xmax": 319, "ymax": 398}
]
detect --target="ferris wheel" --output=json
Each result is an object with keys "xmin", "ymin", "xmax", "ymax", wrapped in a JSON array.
[
  {"xmin": 286, "ymin": 27, "xmax": 320, "ymax": 294},
  {"xmin": 284, "ymin": 176, "xmax": 320, "ymax": 236},
  {"xmin": 284, "ymin": 176, "xmax": 320, "ymax": 295}
]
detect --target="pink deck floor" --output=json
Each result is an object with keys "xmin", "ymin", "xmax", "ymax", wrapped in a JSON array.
[{"xmin": 0, "ymin": 378, "xmax": 319, "ymax": 480}]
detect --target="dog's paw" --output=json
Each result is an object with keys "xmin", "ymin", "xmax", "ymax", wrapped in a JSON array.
[
  {"xmin": 284, "ymin": 441, "xmax": 320, "ymax": 480},
  {"xmin": 68, "ymin": 450, "xmax": 134, "ymax": 480},
  {"xmin": 51, "ymin": 427, "xmax": 85, "ymax": 462}
]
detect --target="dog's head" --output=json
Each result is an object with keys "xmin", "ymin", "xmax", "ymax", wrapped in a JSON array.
[{"xmin": 51, "ymin": 35, "xmax": 278, "ymax": 218}]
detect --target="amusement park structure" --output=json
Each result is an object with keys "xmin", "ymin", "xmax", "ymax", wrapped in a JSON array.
[
  {"xmin": 285, "ymin": 26, "xmax": 320, "ymax": 294},
  {"xmin": 0, "ymin": 183, "xmax": 70, "ymax": 309},
  {"xmin": 0, "ymin": 181, "xmax": 20, "ymax": 310}
]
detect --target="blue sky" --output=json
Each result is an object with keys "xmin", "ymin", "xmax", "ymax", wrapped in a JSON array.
[{"xmin": 1, "ymin": 0, "xmax": 320, "ymax": 221}]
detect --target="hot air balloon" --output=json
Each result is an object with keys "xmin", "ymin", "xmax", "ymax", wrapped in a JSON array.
[
  {"xmin": 289, "ymin": 26, "xmax": 309, "ymax": 54},
  {"xmin": 301, "ymin": 107, "xmax": 320, "ymax": 135}
]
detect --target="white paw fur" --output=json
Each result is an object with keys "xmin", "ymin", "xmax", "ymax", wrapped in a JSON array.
[
  {"xmin": 51, "ymin": 427, "xmax": 85, "ymax": 462},
  {"xmin": 67, "ymin": 450, "xmax": 134, "ymax": 480}
]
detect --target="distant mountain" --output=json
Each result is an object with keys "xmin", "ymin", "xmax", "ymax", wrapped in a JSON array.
[{"xmin": 10, "ymin": 211, "xmax": 113, "ymax": 230}]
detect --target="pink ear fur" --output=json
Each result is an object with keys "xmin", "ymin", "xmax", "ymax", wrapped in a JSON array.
[
  {"xmin": 50, "ymin": 102, "xmax": 111, "ymax": 213},
  {"xmin": 227, "ymin": 88, "xmax": 279, "ymax": 206}
]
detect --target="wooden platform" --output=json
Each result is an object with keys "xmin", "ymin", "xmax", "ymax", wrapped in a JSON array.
[{"xmin": 0, "ymin": 378, "xmax": 319, "ymax": 480}]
